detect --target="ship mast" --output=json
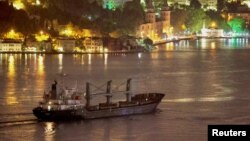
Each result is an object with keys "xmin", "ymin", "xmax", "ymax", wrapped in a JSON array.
[
  {"xmin": 85, "ymin": 82, "xmax": 91, "ymax": 108},
  {"xmin": 85, "ymin": 79, "xmax": 133, "ymax": 108},
  {"xmin": 126, "ymin": 78, "xmax": 132, "ymax": 102},
  {"xmin": 106, "ymin": 80, "xmax": 112, "ymax": 104}
]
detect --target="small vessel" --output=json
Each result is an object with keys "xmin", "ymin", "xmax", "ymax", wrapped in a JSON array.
[{"xmin": 33, "ymin": 79, "xmax": 165, "ymax": 120}]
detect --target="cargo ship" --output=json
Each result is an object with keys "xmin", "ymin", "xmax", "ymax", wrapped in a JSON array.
[{"xmin": 33, "ymin": 79, "xmax": 165, "ymax": 120}]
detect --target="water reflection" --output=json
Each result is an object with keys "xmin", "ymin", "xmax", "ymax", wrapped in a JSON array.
[
  {"xmin": 226, "ymin": 38, "xmax": 249, "ymax": 48},
  {"xmin": 0, "ymin": 54, "xmax": 2, "ymax": 66},
  {"xmin": 58, "ymin": 54, "xmax": 63, "ymax": 72},
  {"xmin": 6, "ymin": 55, "xmax": 18, "ymax": 105},
  {"xmin": 44, "ymin": 122, "xmax": 56, "ymax": 141},
  {"xmin": 24, "ymin": 54, "xmax": 27, "ymax": 66},
  {"xmin": 88, "ymin": 54, "xmax": 92, "ymax": 65},
  {"xmin": 151, "ymin": 52, "xmax": 159, "ymax": 59},
  {"xmin": 38, "ymin": 55, "xmax": 45, "ymax": 76},
  {"xmin": 211, "ymin": 42, "xmax": 216, "ymax": 49},
  {"xmin": 196, "ymin": 38, "xmax": 249, "ymax": 49},
  {"xmin": 165, "ymin": 43, "xmax": 174, "ymax": 51},
  {"xmin": 180, "ymin": 40, "xmax": 190, "ymax": 47},
  {"xmin": 164, "ymin": 51, "xmax": 173, "ymax": 59},
  {"xmin": 36, "ymin": 55, "xmax": 45, "ymax": 90},
  {"xmin": 8, "ymin": 55, "xmax": 15, "ymax": 78},
  {"xmin": 34, "ymin": 54, "xmax": 37, "ymax": 69},
  {"xmin": 137, "ymin": 53, "xmax": 142, "ymax": 59},
  {"xmin": 163, "ymin": 96, "xmax": 234, "ymax": 103},
  {"xmin": 104, "ymin": 53, "xmax": 108, "ymax": 70}
]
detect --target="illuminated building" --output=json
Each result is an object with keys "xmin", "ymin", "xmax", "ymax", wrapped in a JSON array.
[
  {"xmin": 199, "ymin": 0, "xmax": 217, "ymax": 10},
  {"xmin": 55, "ymin": 38, "xmax": 76, "ymax": 52},
  {"xmin": 0, "ymin": 39, "xmax": 22, "ymax": 52},
  {"xmin": 25, "ymin": 35, "xmax": 52, "ymax": 52},
  {"xmin": 169, "ymin": 0, "xmax": 217, "ymax": 10},
  {"xmin": 103, "ymin": 0, "xmax": 133, "ymax": 9},
  {"xmin": 83, "ymin": 37, "xmax": 103, "ymax": 52},
  {"xmin": 201, "ymin": 28, "xmax": 224, "ymax": 37},
  {"xmin": 137, "ymin": 0, "xmax": 171, "ymax": 41},
  {"xmin": 168, "ymin": 0, "xmax": 189, "ymax": 5},
  {"xmin": 243, "ymin": 0, "xmax": 250, "ymax": 7},
  {"xmin": 102, "ymin": 0, "xmax": 148, "ymax": 10}
]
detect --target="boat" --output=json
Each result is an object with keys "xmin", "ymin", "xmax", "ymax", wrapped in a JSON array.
[{"xmin": 33, "ymin": 79, "xmax": 165, "ymax": 120}]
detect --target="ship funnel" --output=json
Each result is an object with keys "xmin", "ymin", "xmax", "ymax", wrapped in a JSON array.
[{"xmin": 85, "ymin": 82, "xmax": 91, "ymax": 107}]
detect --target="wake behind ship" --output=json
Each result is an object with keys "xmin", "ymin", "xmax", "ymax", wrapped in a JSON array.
[{"xmin": 33, "ymin": 79, "xmax": 165, "ymax": 120}]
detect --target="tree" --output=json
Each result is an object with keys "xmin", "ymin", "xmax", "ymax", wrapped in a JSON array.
[
  {"xmin": 154, "ymin": 0, "xmax": 165, "ymax": 9},
  {"xmin": 119, "ymin": 0, "xmax": 144, "ymax": 35},
  {"xmin": 228, "ymin": 17, "xmax": 246, "ymax": 33},
  {"xmin": 206, "ymin": 10, "xmax": 230, "ymax": 31},
  {"xmin": 190, "ymin": 0, "xmax": 201, "ymax": 9},
  {"xmin": 225, "ymin": 1, "xmax": 241, "ymax": 12},
  {"xmin": 171, "ymin": 8, "xmax": 188, "ymax": 33},
  {"xmin": 217, "ymin": 0, "xmax": 226, "ymax": 12},
  {"xmin": 186, "ymin": 9, "xmax": 208, "ymax": 33},
  {"xmin": 143, "ymin": 37, "xmax": 153, "ymax": 51},
  {"xmin": 97, "ymin": 10, "xmax": 117, "ymax": 36}
]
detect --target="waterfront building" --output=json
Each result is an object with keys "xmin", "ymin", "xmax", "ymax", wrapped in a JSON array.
[
  {"xmin": 83, "ymin": 37, "xmax": 103, "ymax": 52},
  {"xmin": 243, "ymin": 0, "xmax": 250, "ymax": 7},
  {"xmin": 137, "ymin": 0, "xmax": 171, "ymax": 42},
  {"xmin": 55, "ymin": 38, "xmax": 76, "ymax": 52},
  {"xmin": 25, "ymin": 38, "xmax": 52, "ymax": 52},
  {"xmin": 102, "ymin": 0, "xmax": 148, "ymax": 10},
  {"xmin": 0, "ymin": 39, "xmax": 22, "ymax": 52},
  {"xmin": 201, "ymin": 28, "xmax": 224, "ymax": 37},
  {"xmin": 25, "ymin": 39, "xmax": 40, "ymax": 52},
  {"xmin": 169, "ymin": 0, "xmax": 217, "ymax": 10},
  {"xmin": 199, "ymin": 0, "xmax": 217, "ymax": 10},
  {"xmin": 168, "ymin": 0, "xmax": 189, "ymax": 5},
  {"xmin": 103, "ymin": 0, "xmax": 133, "ymax": 9}
]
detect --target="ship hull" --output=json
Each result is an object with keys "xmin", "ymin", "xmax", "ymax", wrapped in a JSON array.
[
  {"xmin": 33, "ymin": 93, "xmax": 165, "ymax": 120},
  {"xmin": 33, "ymin": 107, "xmax": 83, "ymax": 120},
  {"xmin": 82, "ymin": 102, "xmax": 159, "ymax": 119},
  {"xmin": 33, "ymin": 102, "xmax": 159, "ymax": 120}
]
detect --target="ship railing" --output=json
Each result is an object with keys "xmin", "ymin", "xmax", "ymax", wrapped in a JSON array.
[{"xmin": 91, "ymin": 90, "xmax": 131, "ymax": 96}]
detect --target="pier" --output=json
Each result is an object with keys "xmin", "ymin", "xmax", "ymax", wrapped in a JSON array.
[{"xmin": 153, "ymin": 36, "xmax": 196, "ymax": 46}]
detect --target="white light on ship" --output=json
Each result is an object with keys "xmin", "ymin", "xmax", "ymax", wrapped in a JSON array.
[
  {"xmin": 138, "ymin": 53, "xmax": 142, "ymax": 59},
  {"xmin": 48, "ymin": 105, "xmax": 51, "ymax": 111}
]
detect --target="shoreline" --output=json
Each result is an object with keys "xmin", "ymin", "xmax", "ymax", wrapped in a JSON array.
[
  {"xmin": 153, "ymin": 37, "xmax": 195, "ymax": 46},
  {"xmin": 1, "ymin": 37, "xmax": 249, "ymax": 54},
  {"xmin": 153, "ymin": 36, "xmax": 250, "ymax": 46},
  {"xmin": 196, "ymin": 36, "xmax": 250, "ymax": 39},
  {"xmin": 0, "ymin": 50, "xmax": 145, "ymax": 54}
]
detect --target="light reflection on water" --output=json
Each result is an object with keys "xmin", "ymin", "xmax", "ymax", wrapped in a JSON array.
[
  {"xmin": 194, "ymin": 38, "xmax": 250, "ymax": 50},
  {"xmin": 0, "ymin": 39, "xmax": 250, "ymax": 141},
  {"xmin": 104, "ymin": 53, "xmax": 108, "ymax": 70},
  {"xmin": 88, "ymin": 53, "xmax": 92, "ymax": 65},
  {"xmin": 163, "ymin": 96, "xmax": 234, "ymax": 103},
  {"xmin": 58, "ymin": 54, "xmax": 63, "ymax": 72},
  {"xmin": 44, "ymin": 122, "xmax": 56, "ymax": 141},
  {"xmin": 6, "ymin": 55, "xmax": 18, "ymax": 105}
]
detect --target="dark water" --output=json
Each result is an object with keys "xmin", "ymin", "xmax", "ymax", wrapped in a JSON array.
[{"xmin": 0, "ymin": 38, "xmax": 250, "ymax": 141}]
